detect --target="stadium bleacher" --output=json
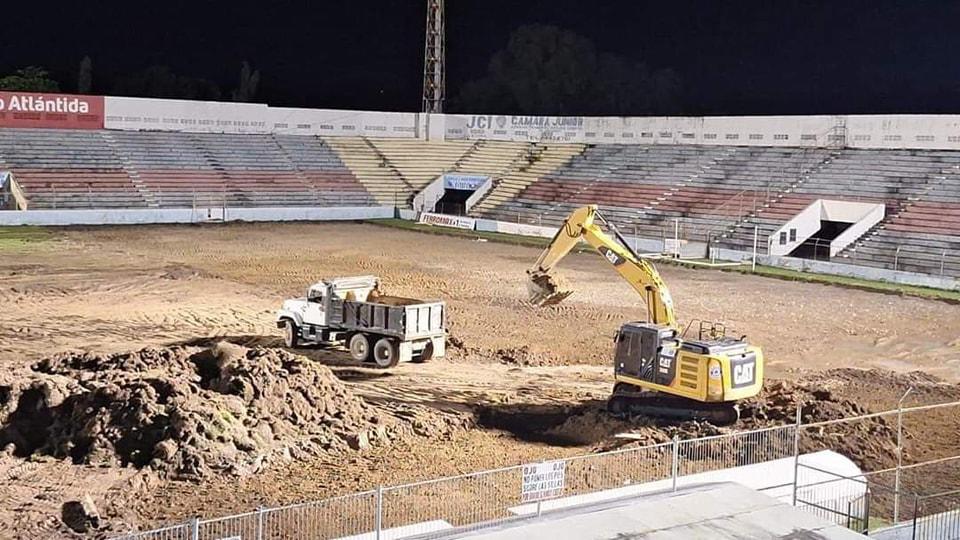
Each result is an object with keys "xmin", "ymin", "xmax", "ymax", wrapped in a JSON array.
[
  {"xmin": 0, "ymin": 129, "xmax": 375, "ymax": 209},
  {"xmin": 0, "ymin": 129, "xmax": 147, "ymax": 209},
  {"xmin": 0, "ymin": 127, "xmax": 957, "ymax": 277},
  {"xmin": 839, "ymin": 171, "xmax": 960, "ymax": 276}
]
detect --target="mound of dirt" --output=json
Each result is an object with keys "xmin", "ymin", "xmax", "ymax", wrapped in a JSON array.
[
  {"xmin": 0, "ymin": 343, "xmax": 466, "ymax": 480},
  {"xmin": 747, "ymin": 377, "xmax": 898, "ymax": 469}
]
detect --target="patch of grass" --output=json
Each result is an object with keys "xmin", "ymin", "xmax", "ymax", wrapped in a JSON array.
[
  {"xmin": 366, "ymin": 218, "xmax": 960, "ymax": 303},
  {"xmin": 737, "ymin": 264, "xmax": 960, "ymax": 302},
  {"xmin": 0, "ymin": 226, "xmax": 55, "ymax": 252}
]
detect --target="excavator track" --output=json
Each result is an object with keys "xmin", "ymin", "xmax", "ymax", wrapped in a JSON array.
[{"xmin": 606, "ymin": 383, "xmax": 740, "ymax": 425}]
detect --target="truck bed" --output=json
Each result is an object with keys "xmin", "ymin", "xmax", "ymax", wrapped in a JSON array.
[{"xmin": 329, "ymin": 298, "xmax": 445, "ymax": 340}]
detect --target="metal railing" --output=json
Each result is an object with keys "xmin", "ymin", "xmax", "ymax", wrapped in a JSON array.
[
  {"xmin": 113, "ymin": 399, "xmax": 960, "ymax": 540},
  {"xmin": 916, "ymin": 489, "xmax": 960, "ymax": 540},
  {"xmin": 794, "ymin": 463, "xmax": 960, "ymax": 539}
]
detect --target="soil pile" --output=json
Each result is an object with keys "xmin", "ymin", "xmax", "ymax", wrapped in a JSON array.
[
  {"xmin": 743, "ymin": 376, "xmax": 899, "ymax": 470},
  {"xmin": 0, "ymin": 343, "xmax": 461, "ymax": 480}
]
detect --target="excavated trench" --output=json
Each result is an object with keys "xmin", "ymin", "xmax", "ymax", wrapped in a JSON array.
[{"xmin": 473, "ymin": 370, "xmax": 956, "ymax": 474}]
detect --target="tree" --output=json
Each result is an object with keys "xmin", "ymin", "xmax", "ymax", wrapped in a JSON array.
[
  {"xmin": 77, "ymin": 56, "xmax": 93, "ymax": 94},
  {"xmin": 455, "ymin": 24, "xmax": 684, "ymax": 116},
  {"xmin": 0, "ymin": 66, "xmax": 60, "ymax": 92},
  {"xmin": 112, "ymin": 65, "xmax": 221, "ymax": 100},
  {"xmin": 231, "ymin": 61, "xmax": 260, "ymax": 102}
]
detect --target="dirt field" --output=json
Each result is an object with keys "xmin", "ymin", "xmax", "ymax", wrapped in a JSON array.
[{"xmin": 1, "ymin": 221, "xmax": 958, "ymax": 538}]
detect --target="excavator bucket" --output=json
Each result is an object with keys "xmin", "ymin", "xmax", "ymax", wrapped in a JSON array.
[{"xmin": 527, "ymin": 270, "xmax": 574, "ymax": 307}]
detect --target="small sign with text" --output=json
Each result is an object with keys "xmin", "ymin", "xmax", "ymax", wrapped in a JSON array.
[{"xmin": 521, "ymin": 461, "xmax": 566, "ymax": 503}]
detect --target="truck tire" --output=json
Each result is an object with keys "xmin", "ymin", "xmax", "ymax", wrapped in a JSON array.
[
  {"xmin": 372, "ymin": 338, "xmax": 399, "ymax": 369},
  {"xmin": 348, "ymin": 333, "xmax": 371, "ymax": 363},
  {"xmin": 282, "ymin": 319, "xmax": 299, "ymax": 348},
  {"xmin": 412, "ymin": 341, "xmax": 433, "ymax": 363}
]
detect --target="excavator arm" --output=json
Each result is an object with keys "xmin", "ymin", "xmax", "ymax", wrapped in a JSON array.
[{"xmin": 528, "ymin": 205, "xmax": 677, "ymax": 327}]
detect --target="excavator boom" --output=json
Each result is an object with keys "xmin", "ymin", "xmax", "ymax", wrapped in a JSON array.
[{"xmin": 528, "ymin": 205, "xmax": 676, "ymax": 327}]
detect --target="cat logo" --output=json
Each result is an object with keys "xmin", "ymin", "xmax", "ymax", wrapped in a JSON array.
[
  {"xmin": 599, "ymin": 247, "xmax": 624, "ymax": 266},
  {"xmin": 733, "ymin": 363, "xmax": 755, "ymax": 387}
]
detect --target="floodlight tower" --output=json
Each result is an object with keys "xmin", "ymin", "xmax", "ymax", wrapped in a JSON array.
[{"xmin": 422, "ymin": 0, "xmax": 445, "ymax": 113}]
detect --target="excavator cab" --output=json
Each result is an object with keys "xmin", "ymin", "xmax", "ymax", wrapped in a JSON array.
[{"xmin": 614, "ymin": 323, "xmax": 680, "ymax": 387}]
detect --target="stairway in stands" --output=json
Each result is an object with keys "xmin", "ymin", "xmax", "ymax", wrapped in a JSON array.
[
  {"xmin": 469, "ymin": 142, "xmax": 587, "ymax": 218},
  {"xmin": 626, "ymin": 145, "xmax": 741, "ymax": 232},
  {"xmin": 99, "ymin": 131, "xmax": 158, "ymax": 208},
  {"xmin": 323, "ymin": 137, "xmax": 409, "ymax": 205},
  {"xmin": 716, "ymin": 148, "xmax": 843, "ymax": 252},
  {"xmin": 269, "ymin": 134, "xmax": 324, "ymax": 205}
]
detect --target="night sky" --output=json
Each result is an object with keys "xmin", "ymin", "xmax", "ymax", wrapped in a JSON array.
[{"xmin": 1, "ymin": 0, "xmax": 958, "ymax": 115}]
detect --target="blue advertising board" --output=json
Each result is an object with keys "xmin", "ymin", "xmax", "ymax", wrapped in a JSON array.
[{"xmin": 443, "ymin": 174, "xmax": 488, "ymax": 191}]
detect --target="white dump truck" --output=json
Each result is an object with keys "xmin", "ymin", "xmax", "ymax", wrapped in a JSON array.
[{"xmin": 276, "ymin": 275, "xmax": 446, "ymax": 368}]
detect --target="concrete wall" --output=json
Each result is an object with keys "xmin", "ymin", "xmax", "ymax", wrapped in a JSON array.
[
  {"xmin": 400, "ymin": 212, "xmax": 957, "ymax": 290},
  {"xmin": 90, "ymin": 94, "xmax": 960, "ymax": 150},
  {"xmin": 830, "ymin": 203, "xmax": 885, "ymax": 256},
  {"xmin": 712, "ymin": 247, "xmax": 960, "ymax": 291},
  {"xmin": 474, "ymin": 218, "xmax": 557, "ymax": 239},
  {"xmin": 769, "ymin": 201, "xmax": 822, "ymax": 256},
  {"xmin": 769, "ymin": 200, "xmax": 886, "ymax": 257},
  {"xmin": 104, "ymin": 96, "xmax": 418, "ymax": 138},
  {"xmin": 412, "ymin": 176, "xmax": 446, "ymax": 213},
  {"xmin": 0, "ymin": 206, "xmax": 394, "ymax": 226},
  {"xmin": 445, "ymin": 112, "xmax": 960, "ymax": 150},
  {"xmin": 463, "ymin": 177, "xmax": 493, "ymax": 214}
]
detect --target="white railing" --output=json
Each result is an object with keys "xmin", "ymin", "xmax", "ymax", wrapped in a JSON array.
[
  {"xmin": 112, "ymin": 399, "xmax": 960, "ymax": 540},
  {"xmin": 1, "ymin": 171, "xmax": 29, "ymax": 210}
]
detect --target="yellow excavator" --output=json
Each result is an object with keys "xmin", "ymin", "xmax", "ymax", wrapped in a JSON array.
[{"xmin": 528, "ymin": 205, "xmax": 763, "ymax": 423}]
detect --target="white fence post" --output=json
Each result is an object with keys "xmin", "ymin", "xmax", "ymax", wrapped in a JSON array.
[
  {"xmin": 792, "ymin": 405, "xmax": 802, "ymax": 506},
  {"xmin": 894, "ymin": 387, "xmax": 914, "ymax": 523},
  {"xmin": 671, "ymin": 435, "xmax": 680, "ymax": 492},
  {"xmin": 256, "ymin": 505, "xmax": 264, "ymax": 540},
  {"xmin": 191, "ymin": 517, "xmax": 200, "ymax": 540},
  {"xmin": 375, "ymin": 485, "xmax": 384, "ymax": 540}
]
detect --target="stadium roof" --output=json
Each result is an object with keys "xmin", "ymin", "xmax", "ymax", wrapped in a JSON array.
[{"xmin": 437, "ymin": 482, "xmax": 867, "ymax": 540}]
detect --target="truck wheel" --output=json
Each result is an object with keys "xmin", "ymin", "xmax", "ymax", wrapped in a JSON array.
[
  {"xmin": 283, "ymin": 320, "xmax": 299, "ymax": 348},
  {"xmin": 372, "ymin": 338, "xmax": 399, "ymax": 368},
  {"xmin": 348, "ymin": 333, "xmax": 371, "ymax": 363},
  {"xmin": 413, "ymin": 341, "xmax": 433, "ymax": 363}
]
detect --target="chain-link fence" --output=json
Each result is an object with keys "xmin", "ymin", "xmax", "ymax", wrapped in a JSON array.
[{"xmin": 114, "ymin": 400, "xmax": 960, "ymax": 540}]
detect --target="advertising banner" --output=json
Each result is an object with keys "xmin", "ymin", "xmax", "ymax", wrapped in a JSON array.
[
  {"xmin": 418, "ymin": 212, "xmax": 476, "ymax": 230},
  {"xmin": 0, "ymin": 91, "xmax": 104, "ymax": 129},
  {"xmin": 443, "ymin": 173, "xmax": 489, "ymax": 191},
  {"xmin": 475, "ymin": 219, "xmax": 556, "ymax": 238}
]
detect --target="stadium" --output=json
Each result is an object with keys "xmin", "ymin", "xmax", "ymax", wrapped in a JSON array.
[{"xmin": 1, "ymin": 2, "xmax": 960, "ymax": 540}]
